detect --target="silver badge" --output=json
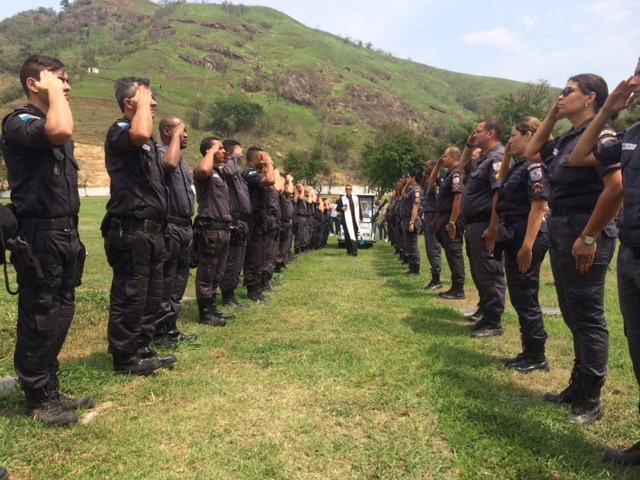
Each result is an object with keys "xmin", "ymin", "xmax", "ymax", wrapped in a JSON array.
[{"xmin": 529, "ymin": 166, "xmax": 542, "ymax": 182}]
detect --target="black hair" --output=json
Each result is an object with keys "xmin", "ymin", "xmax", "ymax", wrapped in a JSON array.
[
  {"xmin": 114, "ymin": 76, "xmax": 151, "ymax": 113},
  {"xmin": 199, "ymin": 136, "xmax": 220, "ymax": 156},
  {"xmin": 19, "ymin": 54, "xmax": 65, "ymax": 96}
]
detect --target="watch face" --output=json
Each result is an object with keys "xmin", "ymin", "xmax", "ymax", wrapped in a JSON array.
[{"xmin": 583, "ymin": 235, "xmax": 595, "ymax": 245}]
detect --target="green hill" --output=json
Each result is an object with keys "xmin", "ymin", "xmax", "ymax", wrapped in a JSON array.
[{"xmin": 0, "ymin": 0, "xmax": 527, "ymax": 183}]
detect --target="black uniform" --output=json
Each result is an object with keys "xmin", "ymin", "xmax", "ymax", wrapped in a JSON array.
[
  {"xmin": 435, "ymin": 167, "xmax": 465, "ymax": 290},
  {"xmin": 241, "ymin": 164, "xmax": 268, "ymax": 291},
  {"xmin": 400, "ymin": 184, "xmax": 422, "ymax": 273},
  {"xmin": 1, "ymin": 105, "xmax": 84, "ymax": 391},
  {"xmin": 422, "ymin": 184, "xmax": 442, "ymax": 279},
  {"xmin": 496, "ymin": 160, "xmax": 549, "ymax": 345},
  {"xmin": 278, "ymin": 194, "xmax": 294, "ymax": 268},
  {"xmin": 542, "ymin": 119, "xmax": 618, "ymax": 397},
  {"xmin": 461, "ymin": 143, "xmax": 506, "ymax": 328},
  {"xmin": 293, "ymin": 196, "xmax": 310, "ymax": 253},
  {"xmin": 220, "ymin": 153, "xmax": 251, "ymax": 299},
  {"xmin": 194, "ymin": 166, "xmax": 231, "ymax": 301},
  {"xmin": 156, "ymin": 144, "xmax": 194, "ymax": 338},
  {"xmin": 104, "ymin": 118, "xmax": 168, "ymax": 358},
  {"xmin": 262, "ymin": 186, "xmax": 280, "ymax": 285}
]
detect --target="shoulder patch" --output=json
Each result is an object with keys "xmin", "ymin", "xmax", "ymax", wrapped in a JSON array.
[
  {"xmin": 599, "ymin": 128, "xmax": 617, "ymax": 138},
  {"xmin": 247, "ymin": 170, "xmax": 258, "ymax": 177},
  {"xmin": 452, "ymin": 175, "xmax": 460, "ymax": 185},
  {"xmin": 116, "ymin": 121, "xmax": 130, "ymax": 129},
  {"xmin": 492, "ymin": 161, "xmax": 502, "ymax": 172},
  {"xmin": 415, "ymin": 191, "xmax": 420, "ymax": 198},
  {"xmin": 622, "ymin": 143, "xmax": 637, "ymax": 151},
  {"xmin": 18, "ymin": 113, "xmax": 40, "ymax": 121},
  {"xmin": 529, "ymin": 165, "xmax": 543, "ymax": 182}
]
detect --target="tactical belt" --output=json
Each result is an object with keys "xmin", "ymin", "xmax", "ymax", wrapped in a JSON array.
[
  {"xmin": 502, "ymin": 214, "xmax": 529, "ymax": 226},
  {"xmin": 196, "ymin": 218, "xmax": 231, "ymax": 231},
  {"xmin": 465, "ymin": 213, "xmax": 491, "ymax": 224},
  {"xmin": 110, "ymin": 217, "xmax": 164, "ymax": 234},
  {"xmin": 19, "ymin": 216, "xmax": 78, "ymax": 231},
  {"xmin": 550, "ymin": 206, "xmax": 592, "ymax": 217},
  {"xmin": 166, "ymin": 215, "xmax": 192, "ymax": 227}
]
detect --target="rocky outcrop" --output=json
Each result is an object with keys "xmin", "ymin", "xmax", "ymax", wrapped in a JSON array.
[{"xmin": 276, "ymin": 68, "xmax": 336, "ymax": 107}]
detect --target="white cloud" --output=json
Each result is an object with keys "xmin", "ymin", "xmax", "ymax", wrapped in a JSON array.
[
  {"xmin": 522, "ymin": 15, "xmax": 537, "ymax": 29},
  {"xmin": 459, "ymin": 26, "xmax": 529, "ymax": 55}
]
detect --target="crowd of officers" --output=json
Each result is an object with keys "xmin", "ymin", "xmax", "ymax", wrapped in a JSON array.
[
  {"xmin": 0, "ymin": 55, "xmax": 334, "ymax": 431},
  {"xmin": 382, "ymin": 60, "xmax": 640, "ymax": 466},
  {"xmin": 3, "ymin": 52, "xmax": 640, "ymax": 470}
]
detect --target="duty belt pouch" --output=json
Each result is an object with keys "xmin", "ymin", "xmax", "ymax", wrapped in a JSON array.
[
  {"xmin": 494, "ymin": 224, "xmax": 515, "ymax": 261},
  {"xmin": 75, "ymin": 241, "xmax": 87, "ymax": 287},
  {"xmin": 10, "ymin": 238, "xmax": 45, "ymax": 287},
  {"xmin": 190, "ymin": 227, "xmax": 202, "ymax": 268}
]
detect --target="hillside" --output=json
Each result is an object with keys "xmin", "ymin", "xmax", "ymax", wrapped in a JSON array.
[{"xmin": 0, "ymin": 0, "xmax": 527, "ymax": 185}]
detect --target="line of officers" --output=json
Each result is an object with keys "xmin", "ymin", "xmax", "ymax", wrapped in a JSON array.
[{"xmin": 0, "ymin": 55, "xmax": 331, "ymax": 429}]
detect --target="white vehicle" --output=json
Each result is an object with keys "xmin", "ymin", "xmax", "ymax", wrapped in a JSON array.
[{"xmin": 338, "ymin": 194, "xmax": 376, "ymax": 248}]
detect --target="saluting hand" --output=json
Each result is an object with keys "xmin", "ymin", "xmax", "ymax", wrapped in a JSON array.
[{"xmin": 34, "ymin": 70, "xmax": 64, "ymax": 97}]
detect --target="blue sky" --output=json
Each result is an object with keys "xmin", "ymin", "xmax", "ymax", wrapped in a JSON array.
[{"xmin": 1, "ymin": 0, "xmax": 639, "ymax": 87}]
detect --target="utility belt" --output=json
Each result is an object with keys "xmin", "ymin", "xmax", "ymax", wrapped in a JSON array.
[
  {"xmin": 166, "ymin": 215, "xmax": 192, "ymax": 228},
  {"xmin": 296, "ymin": 213, "xmax": 310, "ymax": 218},
  {"xmin": 110, "ymin": 216, "xmax": 164, "ymax": 234},
  {"xmin": 550, "ymin": 206, "xmax": 592, "ymax": 217},
  {"xmin": 19, "ymin": 216, "xmax": 78, "ymax": 232},
  {"xmin": 465, "ymin": 213, "xmax": 491, "ymax": 224},
  {"xmin": 501, "ymin": 214, "xmax": 529, "ymax": 226},
  {"xmin": 195, "ymin": 217, "xmax": 231, "ymax": 231}
]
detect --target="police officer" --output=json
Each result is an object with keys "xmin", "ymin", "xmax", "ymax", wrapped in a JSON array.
[
  {"xmin": 241, "ymin": 147, "xmax": 276, "ymax": 302},
  {"xmin": 261, "ymin": 173, "xmax": 281, "ymax": 292},
  {"xmin": 495, "ymin": 117, "xmax": 550, "ymax": 373},
  {"xmin": 154, "ymin": 115, "xmax": 197, "ymax": 346},
  {"xmin": 277, "ymin": 172, "xmax": 295, "ymax": 270},
  {"xmin": 193, "ymin": 137, "xmax": 234, "ymax": 325},
  {"xmin": 0, "ymin": 54, "xmax": 93, "ymax": 425},
  {"xmin": 429, "ymin": 147, "xmax": 466, "ymax": 299},
  {"xmin": 570, "ymin": 63, "xmax": 639, "ymax": 459},
  {"xmin": 459, "ymin": 120, "xmax": 507, "ymax": 338},
  {"xmin": 104, "ymin": 76, "xmax": 175, "ymax": 375},
  {"xmin": 422, "ymin": 160, "xmax": 442, "ymax": 290},
  {"xmin": 219, "ymin": 139, "xmax": 251, "ymax": 308},
  {"xmin": 526, "ymin": 73, "xmax": 620, "ymax": 425},
  {"xmin": 401, "ymin": 170, "xmax": 423, "ymax": 276},
  {"xmin": 293, "ymin": 183, "xmax": 310, "ymax": 255}
]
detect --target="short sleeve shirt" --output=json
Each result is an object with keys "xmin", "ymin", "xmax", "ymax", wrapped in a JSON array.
[
  {"xmin": 461, "ymin": 143, "xmax": 504, "ymax": 219},
  {"xmin": 496, "ymin": 160, "xmax": 548, "ymax": 220}
]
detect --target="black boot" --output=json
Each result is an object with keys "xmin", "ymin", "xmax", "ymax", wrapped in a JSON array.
[
  {"xmin": 210, "ymin": 294, "xmax": 235, "ymax": 320},
  {"xmin": 406, "ymin": 263, "xmax": 420, "ymax": 277},
  {"xmin": 465, "ymin": 307, "xmax": 483, "ymax": 323},
  {"xmin": 470, "ymin": 316, "xmax": 504, "ymax": 338},
  {"xmin": 568, "ymin": 373, "xmax": 604, "ymax": 425},
  {"xmin": 438, "ymin": 283, "xmax": 465, "ymax": 300},
  {"xmin": 47, "ymin": 373, "xmax": 94, "ymax": 411},
  {"xmin": 221, "ymin": 289, "xmax": 247, "ymax": 309},
  {"xmin": 544, "ymin": 362, "xmax": 579, "ymax": 404},
  {"xmin": 137, "ymin": 345, "xmax": 177, "ymax": 368},
  {"xmin": 247, "ymin": 285, "xmax": 265, "ymax": 303},
  {"xmin": 197, "ymin": 298, "xmax": 226, "ymax": 326},
  {"xmin": 424, "ymin": 273, "xmax": 443, "ymax": 290},
  {"xmin": 113, "ymin": 353, "xmax": 162, "ymax": 376},
  {"xmin": 505, "ymin": 338, "xmax": 549, "ymax": 373},
  {"xmin": 603, "ymin": 441, "xmax": 640, "ymax": 466},
  {"xmin": 152, "ymin": 324, "xmax": 178, "ymax": 350},
  {"xmin": 23, "ymin": 386, "xmax": 78, "ymax": 426}
]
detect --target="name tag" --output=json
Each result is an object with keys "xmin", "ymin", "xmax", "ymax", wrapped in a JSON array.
[
  {"xmin": 553, "ymin": 148, "xmax": 559, "ymax": 156},
  {"xmin": 622, "ymin": 143, "xmax": 637, "ymax": 151}
]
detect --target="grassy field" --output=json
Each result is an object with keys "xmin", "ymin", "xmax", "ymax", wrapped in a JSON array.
[{"xmin": 0, "ymin": 197, "xmax": 638, "ymax": 479}]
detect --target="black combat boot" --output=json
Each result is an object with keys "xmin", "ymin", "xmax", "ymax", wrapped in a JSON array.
[
  {"xmin": 113, "ymin": 353, "xmax": 162, "ymax": 376},
  {"xmin": 221, "ymin": 289, "xmax": 247, "ymax": 309},
  {"xmin": 47, "ymin": 373, "xmax": 94, "ymax": 411},
  {"xmin": 23, "ymin": 386, "xmax": 78, "ymax": 426},
  {"xmin": 197, "ymin": 298, "xmax": 226, "ymax": 326},
  {"xmin": 406, "ymin": 263, "xmax": 420, "ymax": 277},
  {"xmin": 151, "ymin": 324, "xmax": 178, "ymax": 350},
  {"xmin": 465, "ymin": 307, "xmax": 483, "ymax": 323},
  {"xmin": 505, "ymin": 339, "xmax": 549, "ymax": 373},
  {"xmin": 247, "ymin": 285, "xmax": 265, "ymax": 303},
  {"xmin": 568, "ymin": 373, "xmax": 604, "ymax": 425},
  {"xmin": 166, "ymin": 316, "xmax": 197, "ymax": 342},
  {"xmin": 438, "ymin": 283, "xmax": 465, "ymax": 300},
  {"xmin": 544, "ymin": 362, "xmax": 579, "ymax": 404},
  {"xmin": 470, "ymin": 316, "xmax": 504, "ymax": 338},
  {"xmin": 210, "ymin": 294, "xmax": 235, "ymax": 320},
  {"xmin": 603, "ymin": 441, "xmax": 640, "ymax": 466},
  {"xmin": 137, "ymin": 345, "xmax": 177, "ymax": 368},
  {"xmin": 424, "ymin": 273, "xmax": 443, "ymax": 290}
]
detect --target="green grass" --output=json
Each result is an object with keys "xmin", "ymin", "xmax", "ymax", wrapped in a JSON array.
[{"xmin": 0, "ymin": 197, "xmax": 638, "ymax": 479}]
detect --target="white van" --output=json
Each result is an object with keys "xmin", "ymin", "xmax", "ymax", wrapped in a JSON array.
[{"xmin": 338, "ymin": 194, "xmax": 376, "ymax": 248}]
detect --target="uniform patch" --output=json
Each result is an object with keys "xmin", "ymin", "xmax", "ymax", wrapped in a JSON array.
[
  {"xmin": 532, "ymin": 182, "xmax": 543, "ymax": 194},
  {"xmin": 415, "ymin": 191, "xmax": 420, "ymax": 198},
  {"xmin": 452, "ymin": 176, "xmax": 460, "ymax": 185},
  {"xmin": 213, "ymin": 173, "xmax": 220, "ymax": 178},
  {"xmin": 553, "ymin": 148, "xmax": 559, "ymax": 156},
  {"xmin": 142, "ymin": 144, "xmax": 151, "ymax": 152},
  {"xmin": 117, "ymin": 121, "xmax": 130, "ymax": 129},
  {"xmin": 247, "ymin": 170, "xmax": 258, "ymax": 177},
  {"xmin": 599, "ymin": 128, "xmax": 617, "ymax": 138},
  {"xmin": 492, "ymin": 162, "xmax": 502, "ymax": 172},
  {"xmin": 529, "ymin": 166, "xmax": 543, "ymax": 182},
  {"xmin": 622, "ymin": 143, "xmax": 637, "ymax": 151},
  {"xmin": 18, "ymin": 113, "xmax": 40, "ymax": 121}
]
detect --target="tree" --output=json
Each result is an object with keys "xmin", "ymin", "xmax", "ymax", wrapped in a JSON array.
[
  {"xmin": 60, "ymin": 0, "xmax": 71, "ymax": 11},
  {"xmin": 487, "ymin": 80, "xmax": 558, "ymax": 143},
  {"xmin": 283, "ymin": 147, "xmax": 325, "ymax": 184},
  {"xmin": 208, "ymin": 96, "xmax": 263, "ymax": 136},
  {"xmin": 360, "ymin": 123, "xmax": 446, "ymax": 195}
]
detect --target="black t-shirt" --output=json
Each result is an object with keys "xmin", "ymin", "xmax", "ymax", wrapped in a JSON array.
[{"xmin": 496, "ymin": 160, "xmax": 548, "ymax": 221}]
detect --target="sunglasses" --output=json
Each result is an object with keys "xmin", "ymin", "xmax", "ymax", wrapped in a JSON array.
[{"xmin": 560, "ymin": 86, "xmax": 575, "ymax": 97}]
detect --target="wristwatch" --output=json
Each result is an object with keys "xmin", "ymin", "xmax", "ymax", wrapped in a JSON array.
[{"xmin": 581, "ymin": 235, "xmax": 595, "ymax": 245}]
